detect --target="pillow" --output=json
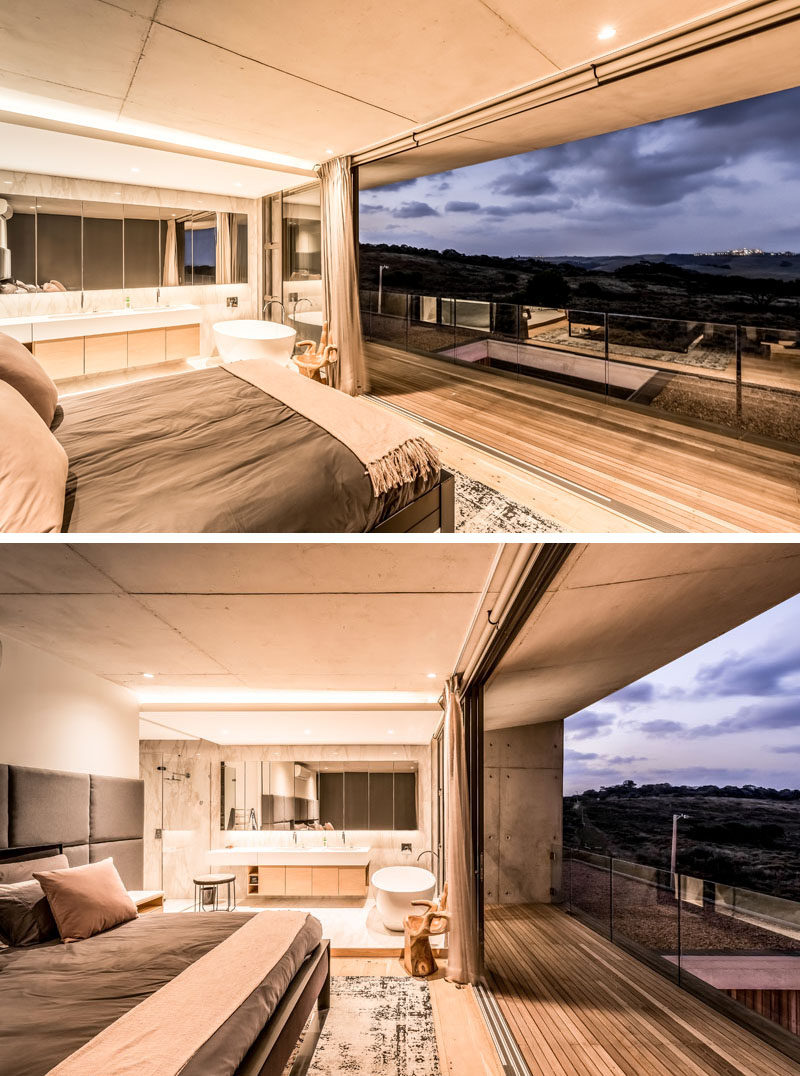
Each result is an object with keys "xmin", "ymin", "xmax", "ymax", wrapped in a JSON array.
[
  {"xmin": 33, "ymin": 858, "xmax": 138, "ymax": 942},
  {"xmin": 0, "ymin": 853, "xmax": 69, "ymax": 885},
  {"xmin": 0, "ymin": 380, "xmax": 68, "ymax": 533},
  {"xmin": 0, "ymin": 880, "xmax": 59, "ymax": 946},
  {"xmin": 0, "ymin": 331, "xmax": 58, "ymax": 423},
  {"xmin": 0, "ymin": 331, "xmax": 58, "ymax": 425}
]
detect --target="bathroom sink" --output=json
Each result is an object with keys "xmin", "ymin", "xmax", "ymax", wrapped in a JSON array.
[{"xmin": 208, "ymin": 845, "xmax": 371, "ymax": 867}]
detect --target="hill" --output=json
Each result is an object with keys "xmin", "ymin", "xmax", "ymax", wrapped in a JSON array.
[
  {"xmin": 563, "ymin": 781, "xmax": 800, "ymax": 902},
  {"xmin": 360, "ymin": 243, "xmax": 800, "ymax": 330}
]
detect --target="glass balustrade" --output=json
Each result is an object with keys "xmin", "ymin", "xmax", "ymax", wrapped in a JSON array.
[
  {"xmin": 562, "ymin": 846, "xmax": 800, "ymax": 1041},
  {"xmin": 360, "ymin": 289, "xmax": 800, "ymax": 449}
]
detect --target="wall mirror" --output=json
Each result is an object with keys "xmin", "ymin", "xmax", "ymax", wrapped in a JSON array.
[
  {"xmin": 220, "ymin": 760, "xmax": 417, "ymax": 831},
  {"xmin": 0, "ymin": 195, "xmax": 248, "ymax": 294}
]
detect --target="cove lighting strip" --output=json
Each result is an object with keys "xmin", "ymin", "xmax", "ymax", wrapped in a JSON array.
[
  {"xmin": 136, "ymin": 688, "xmax": 439, "ymax": 706},
  {"xmin": 0, "ymin": 90, "xmax": 316, "ymax": 172}
]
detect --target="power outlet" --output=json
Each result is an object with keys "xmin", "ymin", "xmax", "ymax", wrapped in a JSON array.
[
  {"xmin": 226, "ymin": 296, "xmax": 238, "ymax": 308},
  {"xmin": 401, "ymin": 842, "xmax": 412, "ymax": 853}
]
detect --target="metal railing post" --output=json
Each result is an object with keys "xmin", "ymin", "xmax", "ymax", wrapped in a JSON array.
[
  {"xmin": 603, "ymin": 312, "xmax": 610, "ymax": 397},
  {"xmin": 405, "ymin": 293, "xmax": 410, "ymax": 352},
  {"xmin": 677, "ymin": 871, "xmax": 682, "ymax": 988},
  {"xmin": 609, "ymin": 855, "xmax": 614, "ymax": 942},
  {"xmin": 735, "ymin": 323, "xmax": 743, "ymax": 430}
]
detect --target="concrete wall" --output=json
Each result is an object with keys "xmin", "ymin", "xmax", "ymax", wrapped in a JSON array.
[
  {"xmin": 140, "ymin": 739, "xmax": 432, "ymax": 899},
  {"xmin": 0, "ymin": 636, "xmax": 139, "ymax": 778},
  {"xmin": 484, "ymin": 721, "xmax": 563, "ymax": 905}
]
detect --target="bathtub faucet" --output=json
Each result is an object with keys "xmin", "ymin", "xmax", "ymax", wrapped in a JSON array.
[
  {"xmin": 417, "ymin": 849, "xmax": 439, "ymax": 868},
  {"xmin": 263, "ymin": 298, "xmax": 286, "ymax": 323},
  {"xmin": 292, "ymin": 296, "xmax": 313, "ymax": 320}
]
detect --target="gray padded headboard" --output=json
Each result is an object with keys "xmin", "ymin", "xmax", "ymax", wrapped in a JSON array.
[{"xmin": 1, "ymin": 764, "xmax": 144, "ymax": 889}]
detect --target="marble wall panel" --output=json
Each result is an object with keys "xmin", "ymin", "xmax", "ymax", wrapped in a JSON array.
[{"xmin": 140, "ymin": 739, "xmax": 433, "ymax": 899}]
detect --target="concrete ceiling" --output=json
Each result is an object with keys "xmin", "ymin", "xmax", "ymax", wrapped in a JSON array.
[
  {"xmin": 0, "ymin": 542, "xmax": 506, "ymax": 744},
  {"xmin": 2, "ymin": 1, "xmax": 799, "ymax": 193},
  {"xmin": 484, "ymin": 543, "xmax": 800, "ymax": 730}
]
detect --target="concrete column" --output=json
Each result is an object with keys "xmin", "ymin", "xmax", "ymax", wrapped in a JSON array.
[{"xmin": 484, "ymin": 721, "xmax": 563, "ymax": 905}]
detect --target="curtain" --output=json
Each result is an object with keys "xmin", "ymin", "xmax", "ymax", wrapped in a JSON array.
[
  {"xmin": 317, "ymin": 156, "xmax": 369, "ymax": 395},
  {"xmin": 443, "ymin": 677, "xmax": 480, "ymax": 984},
  {"xmin": 162, "ymin": 219, "xmax": 179, "ymax": 287},
  {"xmin": 215, "ymin": 212, "xmax": 232, "ymax": 285}
]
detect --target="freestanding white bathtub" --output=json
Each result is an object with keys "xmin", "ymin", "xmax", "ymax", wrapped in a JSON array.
[
  {"xmin": 371, "ymin": 865, "xmax": 437, "ymax": 931},
  {"xmin": 213, "ymin": 319, "xmax": 297, "ymax": 364}
]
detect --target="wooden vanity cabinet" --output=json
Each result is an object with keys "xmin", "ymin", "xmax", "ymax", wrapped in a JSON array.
[{"xmin": 248, "ymin": 863, "xmax": 370, "ymax": 897}]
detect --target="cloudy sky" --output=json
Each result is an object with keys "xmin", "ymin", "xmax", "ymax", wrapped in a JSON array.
[
  {"xmin": 563, "ymin": 592, "xmax": 800, "ymax": 795},
  {"xmin": 360, "ymin": 86, "xmax": 800, "ymax": 259}
]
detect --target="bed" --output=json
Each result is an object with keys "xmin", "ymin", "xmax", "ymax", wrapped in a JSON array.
[
  {"xmin": 54, "ymin": 363, "xmax": 454, "ymax": 533},
  {"xmin": 0, "ymin": 845, "xmax": 330, "ymax": 1076}
]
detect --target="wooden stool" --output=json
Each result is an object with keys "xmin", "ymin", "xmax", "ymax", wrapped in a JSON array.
[
  {"xmin": 403, "ymin": 882, "xmax": 450, "ymax": 978},
  {"xmin": 193, "ymin": 873, "xmax": 236, "ymax": 912}
]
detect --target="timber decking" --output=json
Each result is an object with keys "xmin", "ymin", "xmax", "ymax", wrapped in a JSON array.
[
  {"xmin": 484, "ymin": 903, "xmax": 800, "ymax": 1076},
  {"xmin": 366, "ymin": 343, "xmax": 800, "ymax": 532}
]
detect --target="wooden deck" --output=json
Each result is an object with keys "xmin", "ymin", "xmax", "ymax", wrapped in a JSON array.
[
  {"xmin": 484, "ymin": 903, "xmax": 800, "ymax": 1076},
  {"xmin": 366, "ymin": 343, "xmax": 800, "ymax": 533}
]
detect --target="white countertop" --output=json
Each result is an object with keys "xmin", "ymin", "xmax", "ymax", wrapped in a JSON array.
[
  {"xmin": 209, "ymin": 845, "xmax": 371, "ymax": 867},
  {"xmin": 0, "ymin": 304, "xmax": 201, "ymax": 343}
]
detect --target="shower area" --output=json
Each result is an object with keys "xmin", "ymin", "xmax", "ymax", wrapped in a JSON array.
[{"xmin": 139, "ymin": 745, "xmax": 213, "ymax": 899}]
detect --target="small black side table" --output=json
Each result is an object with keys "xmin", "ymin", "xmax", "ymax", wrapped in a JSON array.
[{"xmin": 193, "ymin": 872, "xmax": 236, "ymax": 912}]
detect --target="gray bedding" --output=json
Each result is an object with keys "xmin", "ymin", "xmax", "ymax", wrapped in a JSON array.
[
  {"xmin": 0, "ymin": 910, "xmax": 322, "ymax": 1076},
  {"xmin": 55, "ymin": 367, "xmax": 437, "ymax": 532}
]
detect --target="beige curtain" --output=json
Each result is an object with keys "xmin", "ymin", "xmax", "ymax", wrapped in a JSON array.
[
  {"xmin": 444, "ymin": 678, "xmax": 480, "ymax": 984},
  {"xmin": 317, "ymin": 156, "xmax": 369, "ymax": 395},
  {"xmin": 162, "ymin": 219, "xmax": 179, "ymax": 287},
  {"xmin": 215, "ymin": 212, "xmax": 232, "ymax": 284}
]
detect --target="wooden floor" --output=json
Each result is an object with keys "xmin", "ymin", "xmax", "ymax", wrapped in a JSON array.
[
  {"xmin": 332, "ymin": 956, "xmax": 504, "ymax": 1076},
  {"xmin": 366, "ymin": 342, "xmax": 800, "ymax": 532},
  {"xmin": 484, "ymin": 904, "xmax": 800, "ymax": 1076}
]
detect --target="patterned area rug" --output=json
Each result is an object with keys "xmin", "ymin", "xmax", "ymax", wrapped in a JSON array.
[
  {"xmin": 454, "ymin": 470, "xmax": 563, "ymax": 533},
  {"xmin": 294, "ymin": 976, "xmax": 441, "ymax": 1076}
]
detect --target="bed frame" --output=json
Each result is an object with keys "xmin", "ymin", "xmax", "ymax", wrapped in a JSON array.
[
  {"xmin": 373, "ymin": 469, "xmax": 455, "ymax": 532},
  {"xmin": 0, "ymin": 842, "xmax": 331, "ymax": 1076}
]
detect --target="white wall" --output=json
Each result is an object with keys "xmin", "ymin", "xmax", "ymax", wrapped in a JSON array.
[{"xmin": 0, "ymin": 635, "xmax": 140, "ymax": 778}]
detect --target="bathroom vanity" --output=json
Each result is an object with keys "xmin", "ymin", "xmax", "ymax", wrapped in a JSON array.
[
  {"xmin": 208, "ymin": 846, "xmax": 371, "ymax": 898},
  {"xmin": 0, "ymin": 305, "xmax": 201, "ymax": 379}
]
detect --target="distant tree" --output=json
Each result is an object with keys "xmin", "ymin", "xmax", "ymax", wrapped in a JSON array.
[{"xmin": 519, "ymin": 268, "xmax": 570, "ymax": 308}]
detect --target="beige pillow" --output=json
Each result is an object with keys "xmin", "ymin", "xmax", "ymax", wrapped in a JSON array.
[
  {"xmin": 33, "ymin": 858, "xmax": 138, "ymax": 942},
  {"xmin": 0, "ymin": 380, "xmax": 68, "ymax": 532},
  {"xmin": 0, "ymin": 331, "xmax": 58, "ymax": 425}
]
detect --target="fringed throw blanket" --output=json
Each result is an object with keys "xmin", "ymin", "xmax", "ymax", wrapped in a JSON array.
[
  {"xmin": 48, "ymin": 910, "xmax": 316, "ymax": 1076},
  {"xmin": 224, "ymin": 359, "xmax": 440, "ymax": 495}
]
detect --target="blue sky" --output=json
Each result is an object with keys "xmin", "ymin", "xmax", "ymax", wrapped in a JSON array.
[
  {"xmin": 360, "ymin": 86, "xmax": 800, "ymax": 258},
  {"xmin": 563, "ymin": 592, "xmax": 800, "ymax": 795}
]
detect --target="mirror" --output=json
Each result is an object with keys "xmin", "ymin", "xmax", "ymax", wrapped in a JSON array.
[
  {"xmin": 220, "ymin": 759, "xmax": 418, "ymax": 831},
  {"xmin": 36, "ymin": 197, "xmax": 81, "ymax": 291},
  {"xmin": 124, "ymin": 204, "xmax": 161, "ymax": 289},
  {"xmin": 0, "ymin": 194, "xmax": 248, "ymax": 293},
  {"xmin": 83, "ymin": 200, "xmax": 123, "ymax": 291},
  {"xmin": 282, "ymin": 185, "xmax": 323, "ymax": 344}
]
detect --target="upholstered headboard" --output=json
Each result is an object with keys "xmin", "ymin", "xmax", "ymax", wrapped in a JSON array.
[{"xmin": 0, "ymin": 764, "xmax": 144, "ymax": 889}]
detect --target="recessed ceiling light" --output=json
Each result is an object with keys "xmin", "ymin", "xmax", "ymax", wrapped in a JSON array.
[
  {"xmin": 221, "ymin": 728, "xmax": 230, "ymax": 735},
  {"xmin": 325, "ymin": 148, "xmax": 334, "ymax": 155},
  {"xmin": 387, "ymin": 729, "xmax": 395, "ymax": 735},
  {"xmin": 304, "ymin": 729, "xmax": 312, "ymax": 735},
  {"xmin": 131, "ymin": 167, "xmax": 140, "ymax": 173},
  {"xmin": 142, "ymin": 672, "xmax": 154, "ymax": 679},
  {"xmin": 233, "ymin": 182, "xmax": 242, "ymax": 187},
  {"xmin": 426, "ymin": 673, "xmax": 437, "ymax": 679},
  {"xmin": 597, "ymin": 25, "xmax": 616, "ymax": 40}
]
